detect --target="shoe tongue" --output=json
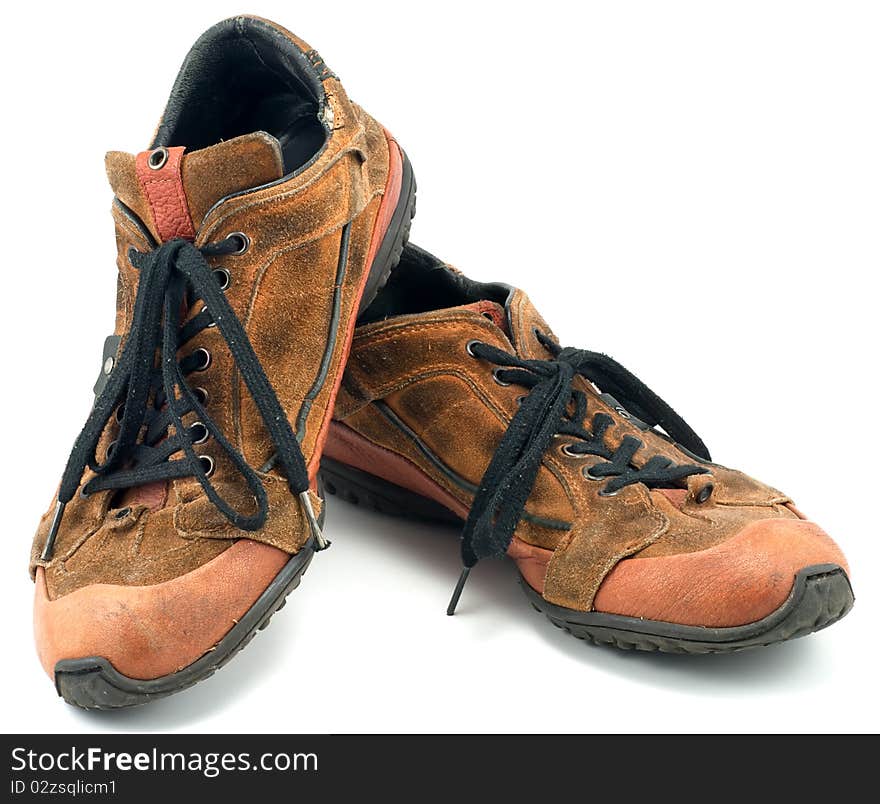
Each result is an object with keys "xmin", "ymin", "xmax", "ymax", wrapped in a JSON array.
[{"xmin": 105, "ymin": 132, "xmax": 285, "ymax": 243}]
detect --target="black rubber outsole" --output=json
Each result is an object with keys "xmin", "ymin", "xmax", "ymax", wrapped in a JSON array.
[
  {"xmin": 357, "ymin": 148, "xmax": 417, "ymax": 315},
  {"xmin": 319, "ymin": 457, "xmax": 855, "ymax": 654},
  {"xmin": 55, "ymin": 538, "xmax": 317, "ymax": 710}
]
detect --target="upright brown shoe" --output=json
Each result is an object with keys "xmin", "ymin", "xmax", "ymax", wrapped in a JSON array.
[
  {"xmin": 321, "ymin": 245, "xmax": 853, "ymax": 653},
  {"xmin": 30, "ymin": 16, "xmax": 415, "ymax": 707}
]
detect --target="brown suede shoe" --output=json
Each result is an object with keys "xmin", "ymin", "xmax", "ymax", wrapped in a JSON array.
[
  {"xmin": 320, "ymin": 245, "xmax": 853, "ymax": 653},
  {"xmin": 30, "ymin": 16, "xmax": 415, "ymax": 708}
]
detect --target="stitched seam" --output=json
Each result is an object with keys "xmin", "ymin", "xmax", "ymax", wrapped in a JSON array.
[
  {"xmin": 715, "ymin": 497, "xmax": 790, "ymax": 507},
  {"xmin": 353, "ymin": 316, "xmax": 504, "ymax": 347},
  {"xmin": 138, "ymin": 148, "xmax": 194, "ymax": 238},
  {"xmin": 584, "ymin": 504, "xmax": 669, "ymax": 610},
  {"xmin": 231, "ymin": 217, "xmax": 374, "ymax": 454},
  {"xmin": 112, "ymin": 212, "xmax": 152, "ymax": 250},
  {"xmin": 353, "ymin": 366, "xmax": 511, "ymax": 423}
]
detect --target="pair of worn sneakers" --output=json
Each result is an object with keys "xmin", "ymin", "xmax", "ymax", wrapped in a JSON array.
[{"xmin": 31, "ymin": 16, "xmax": 854, "ymax": 709}]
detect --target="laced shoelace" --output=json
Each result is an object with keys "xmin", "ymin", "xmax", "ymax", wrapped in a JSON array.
[
  {"xmin": 447, "ymin": 331, "xmax": 711, "ymax": 614},
  {"xmin": 41, "ymin": 237, "xmax": 326, "ymax": 561}
]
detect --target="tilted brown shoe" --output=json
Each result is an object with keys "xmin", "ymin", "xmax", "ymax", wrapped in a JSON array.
[
  {"xmin": 320, "ymin": 245, "xmax": 853, "ymax": 653},
  {"xmin": 30, "ymin": 16, "xmax": 415, "ymax": 707}
]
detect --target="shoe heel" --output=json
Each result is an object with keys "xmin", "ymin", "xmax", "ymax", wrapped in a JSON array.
[
  {"xmin": 357, "ymin": 145, "xmax": 417, "ymax": 315},
  {"xmin": 319, "ymin": 457, "xmax": 461, "ymax": 525}
]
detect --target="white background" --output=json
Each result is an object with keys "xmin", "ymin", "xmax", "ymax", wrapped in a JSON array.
[{"xmin": 1, "ymin": 1, "xmax": 877, "ymax": 734}]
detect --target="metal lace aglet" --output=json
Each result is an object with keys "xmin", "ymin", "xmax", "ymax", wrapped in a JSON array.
[
  {"xmin": 299, "ymin": 490, "xmax": 330, "ymax": 551},
  {"xmin": 447, "ymin": 566, "xmax": 471, "ymax": 616},
  {"xmin": 40, "ymin": 501, "xmax": 66, "ymax": 561}
]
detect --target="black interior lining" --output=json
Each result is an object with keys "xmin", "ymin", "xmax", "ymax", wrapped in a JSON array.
[
  {"xmin": 151, "ymin": 17, "xmax": 327, "ymax": 173},
  {"xmin": 359, "ymin": 245, "xmax": 513, "ymax": 324}
]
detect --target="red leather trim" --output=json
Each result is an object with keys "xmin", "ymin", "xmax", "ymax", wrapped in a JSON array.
[
  {"xmin": 135, "ymin": 147, "xmax": 196, "ymax": 242},
  {"xmin": 33, "ymin": 540, "xmax": 289, "ymax": 680},
  {"xmin": 594, "ymin": 518, "xmax": 849, "ymax": 626},
  {"xmin": 461, "ymin": 301, "xmax": 508, "ymax": 334}
]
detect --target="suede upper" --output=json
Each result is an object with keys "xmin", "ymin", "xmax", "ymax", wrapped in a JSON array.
[
  {"xmin": 31, "ymin": 17, "xmax": 397, "ymax": 601},
  {"xmin": 328, "ymin": 246, "xmax": 842, "ymax": 614}
]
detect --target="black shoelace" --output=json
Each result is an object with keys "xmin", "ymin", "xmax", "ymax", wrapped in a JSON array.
[
  {"xmin": 41, "ymin": 237, "xmax": 325, "ymax": 561},
  {"xmin": 447, "ymin": 332, "xmax": 711, "ymax": 614}
]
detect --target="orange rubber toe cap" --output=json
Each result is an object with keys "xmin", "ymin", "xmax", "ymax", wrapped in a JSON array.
[
  {"xmin": 593, "ymin": 519, "xmax": 850, "ymax": 627},
  {"xmin": 33, "ymin": 539, "xmax": 289, "ymax": 681}
]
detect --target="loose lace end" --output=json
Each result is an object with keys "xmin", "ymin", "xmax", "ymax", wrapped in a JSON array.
[
  {"xmin": 40, "ymin": 501, "xmax": 66, "ymax": 562},
  {"xmin": 447, "ymin": 566, "xmax": 471, "ymax": 616},
  {"xmin": 299, "ymin": 490, "xmax": 330, "ymax": 551}
]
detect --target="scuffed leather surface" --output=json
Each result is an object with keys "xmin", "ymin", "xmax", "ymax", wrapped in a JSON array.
[
  {"xmin": 330, "ymin": 275, "xmax": 849, "ymax": 615},
  {"xmin": 181, "ymin": 132, "xmax": 284, "ymax": 226},
  {"xmin": 31, "ymin": 23, "xmax": 400, "ymax": 604},
  {"xmin": 593, "ymin": 519, "xmax": 850, "ymax": 626},
  {"xmin": 337, "ymin": 308, "xmax": 574, "ymax": 550}
]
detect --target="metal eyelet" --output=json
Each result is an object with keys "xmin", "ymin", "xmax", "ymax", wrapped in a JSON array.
[
  {"xmin": 115, "ymin": 404, "xmax": 126, "ymax": 423},
  {"xmin": 106, "ymin": 440, "xmax": 118, "ymax": 461},
  {"xmin": 190, "ymin": 421, "xmax": 210, "ymax": 445},
  {"xmin": 560, "ymin": 444, "xmax": 584, "ymax": 458},
  {"xmin": 533, "ymin": 326, "xmax": 543, "ymax": 341},
  {"xmin": 695, "ymin": 483, "xmax": 715, "ymax": 505},
  {"xmin": 492, "ymin": 368, "xmax": 511, "ymax": 386},
  {"xmin": 199, "ymin": 455, "xmax": 215, "ymax": 477},
  {"xmin": 192, "ymin": 348, "xmax": 211, "ymax": 371},
  {"xmin": 148, "ymin": 147, "xmax": 169, "ymax": 170},
  {"xmin": 583, "ymin": 465, "xmax": 603, "ymax": 481},
  {"xmin": 516, "ymin": 395, "xmax": 526, "ymax": 406},
  {"xmin": 227, "ymin": 232, "xmax": 250, "ymax": 255},
  {"xmin": 113, "ymin": 507, "xmax": 131, "ymax": 520},
  {"xmin": 103, "ymin": 356, "xmax": 115, "ymax": 375},
  {"xmin": 465, "ymin": 339, "xmax": 483, "ymax": 358},
  {"xmin": 598, "ymin": 487, "xmax": 620, "ymax": 498},
  {"xmin": 213, "ymin": 267, "xmax": 231, "ymax": 291},
  {"xmin": 193, "ymin": 387, "xmax": 208, "ymax": 406}
]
